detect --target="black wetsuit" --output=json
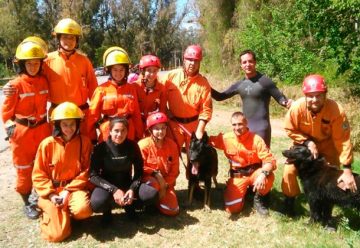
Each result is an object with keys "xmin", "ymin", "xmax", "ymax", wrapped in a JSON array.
[
  {"xmin": 212, "ymin": 72, "xmax": 288, "ymax": 147},
  {"xmin": 89, "ymin": 138, "xmax": 156, "ymax": 214}
]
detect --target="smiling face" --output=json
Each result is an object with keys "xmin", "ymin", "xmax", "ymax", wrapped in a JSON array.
[
  {"xmin": 305, "ymin": 92, "xmax": 326, "ymax": 114},
  {"xmin": 183, "ymin": 58, "xmax": 200, "ymax": 77},
  {"xmin": 240, "ymin": 53, "xmax": 257, "ymax": 78},
  {"xmin": 231, "ymin": 115, "xmax": 248, "ymax": 136},
  {"xmin": 110, "ymin": 64, "xmax": 127, "ymax": 82},
  {"xmin": 24, "ymin": 59, "xmax": 41, "ymax": 76},
  {"xmin": 59, "ymin": 34, "xmax": 77, "ymax": 51},
  {"xmin": 150, "ymin": 123, "xmax": 167, "ymax": 141},
  {"xmin": 60, "ymin": 119, "xmax": 77, "ymax": 141},
  {"xmin": 142, "ymin": 66, "xmax": 159, "ymax": 87},
  {"xmin": 110, "ymin": 122, "xmax": 128, "ymax": 144}
]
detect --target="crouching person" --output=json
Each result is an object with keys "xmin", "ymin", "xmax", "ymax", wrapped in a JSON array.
[
  {"xmin": 89, "ymin": 117, "xmax": 156, "ymax": 224},
  {"xmin": 209, "ymin": 112, "xmax": 276, "ymax": 216},
  {"xmin": 32, "ymin": 102, "xmax": 93, "ymax": 242},
  {"xmin": 138, "ymin": 112, "xmax": 180, "ymax": 216}
]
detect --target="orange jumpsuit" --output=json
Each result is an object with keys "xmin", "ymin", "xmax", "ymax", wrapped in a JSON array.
[
  {"xmin": 88, "ymin": 80, "xmax": 144, "ymax": 142},
  {"xmin": 134, "ymin": 77, "xmax": 167, "ymax": 129},
  {"xmin": 32, "ymin": 135, "xmax": 93, "ymax": 242},
  {"xmin": 43, "ymin": 51, "xmax": 98, "ymax": 137},
  {"xmin": 2, "ymin": 74, "xmax": 51, "ymax": 194},
  {"xmin": 164, "ymin": 68, "xmax": 212, "ymax": 150},
  {"xmin": 282, "ymin": 97, "xmax": 353, "ymax": 197},
  {"xmin": 210, "ymin": 131, "xmax": 276, "ymax": 214},
  {"xmin": 138, "ymin": 136, "xmax": 180, "ymax": 216}
]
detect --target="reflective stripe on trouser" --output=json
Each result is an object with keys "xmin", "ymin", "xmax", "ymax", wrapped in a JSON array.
[
  {"xmin": 99, "ymin": 118, "xmax": 136, "ymax": 142},
  {"xmin": 281, "ymin": 164, "xmax": 301, "ymax": 197},
  {"xmin": 224, "ymin": 168, "xmax": 274, "ymax": 214},
  {"xmin": 144, "ymin": 176, "xmax": 179, "ymax": 216},
  {"xmin": 9, "ymin": 122, "xmax": 51, "ymax": 194},
  {"xmin": 38, "ymin": 190, "xmax": 92, "ymax": 242}
]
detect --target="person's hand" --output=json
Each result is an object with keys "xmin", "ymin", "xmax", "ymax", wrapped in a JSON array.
[
  {"xmin": 306, "ymin": 141, "xmax": 318, "ymax": 159},
  {"xmin": 49, "ymin": 193, "xmax": 63, "ymax": 207},
  {"xmin": 113, "ymin": 189, "xmax": 125, "ymax": 206},
  {"xmin": 285, "ymin": 99, "xmax": 293, "ymax": 109},
  {"xmin": 337, "ymin": 169, "xmax": 357, "ymax": 193},
  {"xmin": 4, "ymin": 121, "xmax": 16, "ymax": 140},
  {"xmin": 195, "ymin": 130, "xmax": 203, "ymax": 140},
  {"xmin": 253, "ymin": 173, "xmax": 266, "ymax": 192},
  {"xmin": 3, "ymin": 83, "xmax": 17, "ymax": 96},
  {"xmin": 123, "ymin": 190, "xmax": 135, "ymax": 205},
  {"xmin": 58, "ymin": 190, "xmax": 70, "ymax": 207}
]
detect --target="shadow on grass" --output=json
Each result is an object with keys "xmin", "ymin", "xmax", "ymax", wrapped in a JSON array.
[{"xmin": 70, "ymin": 208, "xmax": 199, "ymax": 242}]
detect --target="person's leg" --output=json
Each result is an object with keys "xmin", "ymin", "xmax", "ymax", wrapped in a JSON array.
[
  {"xmin": 38, "ymin": 197, "xmax": 71, "ymax": 242},
  {"xmin": 250, "ymin": 169, "xmax": 275, "ymax": 216},
  {"xmin": 224, "ymin": 177, "xmax": 249, "ymax": 214},
  {"xmin": 158, "ymin": 187, "xmax": 179, "ymax": 216},
  {"xmin": 68, "ymin": 190, "xmax": 92, "ymax": 220},
  {"xmin": 90, "ymin": 187, "xmax": 113, "ymax": 223}
]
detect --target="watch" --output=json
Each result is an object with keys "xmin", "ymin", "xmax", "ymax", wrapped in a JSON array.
[{"xmin": 261, "ymin": 170, "xmax": 270, "ymax": 177}]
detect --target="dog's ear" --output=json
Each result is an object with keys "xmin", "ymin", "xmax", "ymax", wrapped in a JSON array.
[{"xmin": 202, "ymin": 132, "xmax": 209, "ymax": 142}]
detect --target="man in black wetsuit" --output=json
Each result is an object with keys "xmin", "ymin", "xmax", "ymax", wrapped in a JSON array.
[{"xmin": 212, "ymin": 50, "xmax": 292, "ymax": 147}]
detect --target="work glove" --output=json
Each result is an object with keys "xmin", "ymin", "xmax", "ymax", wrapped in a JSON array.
[{"xmin": 5, "ymin": 121, "xmax": 16, "ymax": 141}]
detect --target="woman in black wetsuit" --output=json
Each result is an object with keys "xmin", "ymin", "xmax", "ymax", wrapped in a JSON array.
[
  {"xmin": 212, "ymin": 49, "xmax": 292, "ymax": 147},
  {"xmin": 89, "ymin": 117, "xmax": 157, "ymax": 223}
]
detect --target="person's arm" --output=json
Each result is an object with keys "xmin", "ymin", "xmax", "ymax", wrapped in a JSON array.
[
  {"xmin": 87, "ymin": 87, "xmax": 104, "ymax": 142},
  {"xmin": 89, "ymin": 144, "xmax": 119, "ymax": 194},
  {"xmin": 195, "ymin": 119, "xmax": 207, "ymax": 139},
  {"xmin": 260, "ymin": 77, "xmax": 291, "ymax": 108},
  {"xmin": 211, "ymin": 82, "xmax": 240, "ymax": 101}
]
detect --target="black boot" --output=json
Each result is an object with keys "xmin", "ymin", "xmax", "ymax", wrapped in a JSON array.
[
  {"xmin": 20, "ymin": 194, "xmax": 40, "ymax": 220},
  {"xmin": 254, "ymin": 193, "xmax": 269, "ymax": 216},
  {"xmin": 101, "ymin": 209, "xmax": 113, "ymax": 225},
  {"xmin": 283, "ymin": 196, "xmax": 296, "ymax": 217}
]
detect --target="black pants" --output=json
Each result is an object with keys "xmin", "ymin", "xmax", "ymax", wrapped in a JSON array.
[{"xmin": 90, "ymin": 183, "xmax": 158, "ymax": 213}]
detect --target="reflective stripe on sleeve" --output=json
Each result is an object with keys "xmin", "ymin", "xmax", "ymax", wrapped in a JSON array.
[
  {"xmin": 14, "ymin": 164, "xmax": 32, "ymax": 170},
  {"xmin": 19, "ymin": 92, "xmax": 35, "ymax": 98}
]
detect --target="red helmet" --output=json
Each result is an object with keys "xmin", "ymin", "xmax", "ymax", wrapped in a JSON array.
[
  {"xmin": 302, "ymin": 74, "xmax": 327, "ymax": 94},
  {"xmin": 139, "ymin": 55, "xmax": 161, "ymax": 69},
  {"xmin": 146, "ymin": 112, "xmax": 168, "ymax": 129},
  {"xmin": 183, "ymin": 45, "xmax": 202, "ymax": 61}
]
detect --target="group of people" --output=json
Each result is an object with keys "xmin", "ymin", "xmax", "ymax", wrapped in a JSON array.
[{"xmin": 1, "ymin": 17, "xmax": 357, "ymax": 242}]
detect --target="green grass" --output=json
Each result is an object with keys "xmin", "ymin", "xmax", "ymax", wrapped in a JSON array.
[{"xmin": 0, "ymin": 124, "xmax": 360, "ymax": 247}]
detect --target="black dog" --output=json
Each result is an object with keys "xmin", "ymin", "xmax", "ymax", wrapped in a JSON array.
[
  {"xmin": 282, "ymin": 145, "xmax": 360, "ymax": 226},
  {"xmin": 187, "ymin": 132, "xmax": 218, "ymax": 209}
]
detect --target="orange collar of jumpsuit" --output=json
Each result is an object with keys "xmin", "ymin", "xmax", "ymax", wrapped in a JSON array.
[{"xmin": 234, "ymin": 129, "xmax": 251, "ymax": 142}]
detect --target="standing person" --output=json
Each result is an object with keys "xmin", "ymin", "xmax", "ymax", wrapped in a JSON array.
[
  {"xmin": 3, "ymin": 18, "xmax": 98, "ymax": 138},
  {"xmin": 211, "ymin": 49, "xmax": 292, "ymax": 147},
  {"xmin": 164, "ymin": 44, "xmax": 212, "ymax": 154},
  {"xmin": 88, "ymin": 46, "xmax": 143, "ymax": 142},
  {"xmin": 135, "ymin": 55, "xmax": 167, "ymax": 129},
  {"xmin": 282, "ymin": 74, "xmax": 356, "ymax": 216},
  {"xmin": 209, "ymin": 112, "xmax": 276, "ymax": 216},
  {"xmin": 89, "ymin": 118, "xmax": 156, "ymax": 224},
  {"xmin": 32, "ymin": 102, "xmax": 93, "ymax": 242},
  {"xmin": 44, "ymin": 18, "xmax": 98, "ymax": 137},
  {"xmin": 1, "ymin": 41, "xmax": 51, "ymax": 219},
  {"xmin": 138, "ymin": 112, "xmax": 180, "ymax": 216}
]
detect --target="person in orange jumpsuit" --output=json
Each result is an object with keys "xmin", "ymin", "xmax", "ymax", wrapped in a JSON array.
[
  {"xmin": 32, "ymin": 102, "xmax": 93, "ymax": 242},
  {"xmin": 209, "ymin": 112, "xmax": 276, "ymax": 216},
  {"xmin": 134, "ymin": 55, "xmax": 167, "ymax": 131},
  {"xmin": 88, "ymin": 47, "xmax": 143, "ymax": 142},
  {"xmin": 2, "ymin": 19, "xmax": 98, "ymax": 138},
  {"xmin": 282, "ymin": 74, "xmax": 356, "ymax": 216},
  {"xmin": 1, "ymin": 41, "xmax": 51, "ymax": 219},
  {"xmin": 138, "ymin": 112, "xmax": 180, "ymax": 216},
  {"xmin": 164, "ymin": 45, "xmax": 212, "ymax": 154}
]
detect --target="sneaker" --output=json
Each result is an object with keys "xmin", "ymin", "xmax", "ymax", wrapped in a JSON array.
[
  {"xmin": 254, "ymin": 193, "xmax": 269, "ymax": 216},
  {"xmin": 23, "ymin": 205, "xmax": 40, "ymax": 220}
]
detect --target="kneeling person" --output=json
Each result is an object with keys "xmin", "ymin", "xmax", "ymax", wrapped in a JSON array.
[
  {"xmin": 209, "ymin": 112, "xmax": 276, "ymax": 216},
  {"xmin": 138, "ymin": 112, "xmax": 180, "ymax": 216},
  {"xmin": 32, "ymin": 102, "xmax": 93, "ymax": 242}
]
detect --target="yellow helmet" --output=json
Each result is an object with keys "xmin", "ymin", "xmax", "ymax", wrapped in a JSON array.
[
  {"xmin": 54, "ymin": 18, "xmax": 82, "ymax": 36},
  {"xmin": 15, "ymin": 41, "xmax": 46, "ymax": 61},
  {"xmin": 51, "ymin": 102, "xmax": 84, "ymax": 121},
  {"xmin": 22, "ymin": 36, "xmax": 48, "ymax": 54},
  {"xmin": 103, "ymin": 46, "xmax": 131, "ymax": 67}
]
